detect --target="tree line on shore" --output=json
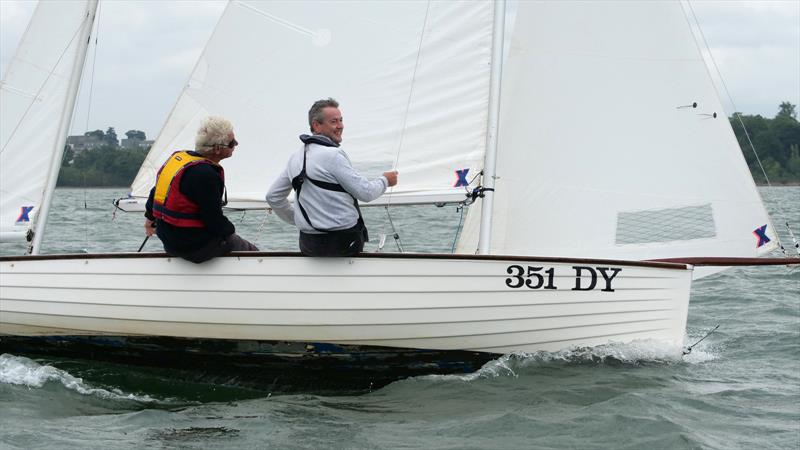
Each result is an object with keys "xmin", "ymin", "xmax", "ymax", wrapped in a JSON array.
[
  {"xmin": 730, "ymin": 102, "xmax": 799, "ymax": 185},
  {"xmin": 57, "ymin": 128, "xmax": 149, "ymax": 187},
  {"xmin": 56, "ymin": 103, "xmax": 799, "ymax": 187}
]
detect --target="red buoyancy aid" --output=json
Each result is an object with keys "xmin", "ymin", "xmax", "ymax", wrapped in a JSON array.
[{"xmin": 152, "ymin": 151, "xmax": 225, "ymax": 228}]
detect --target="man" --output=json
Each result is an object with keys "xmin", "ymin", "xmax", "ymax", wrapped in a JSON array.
[
  {"xmin": 267, "ymin": 98, "xmax": 398, "ymax": 256},
  {"xmin": 144, "ymin": 116, "xmax": 258, "ymax": 263}
]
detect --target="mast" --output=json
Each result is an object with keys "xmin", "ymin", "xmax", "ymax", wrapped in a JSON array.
[
  {"xmin": 29, "ymin": 0, "xmax": 98, "ymax": 255},
  {"xmin": 477, "ymin": 0, "xmax": 506, "ymax": 255}
]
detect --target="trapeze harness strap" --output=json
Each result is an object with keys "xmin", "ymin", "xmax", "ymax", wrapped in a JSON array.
[
  {"xmin": 152, "ymin": 150, "xmax": 224, "ymax": 228},
  {"xmin": 291, "ymin": 144, "xmax": 368, "ymax": 241}
]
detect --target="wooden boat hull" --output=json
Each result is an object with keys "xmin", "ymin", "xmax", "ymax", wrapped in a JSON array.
[{"xmin": 1, "ymin": 252, "xmax": 692, "ymax": 354}]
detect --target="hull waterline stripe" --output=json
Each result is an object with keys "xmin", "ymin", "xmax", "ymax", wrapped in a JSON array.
[
  {"xmin": 0, "ymin": 285, "xmax": 676, "ymax": 294},
  {"xmin": 1, "ymin": 312, "xmax": 674, "ymax": 337},
  {"xmin": 1, "ymin": 297, "xmax": 676, "ymax": 310}
]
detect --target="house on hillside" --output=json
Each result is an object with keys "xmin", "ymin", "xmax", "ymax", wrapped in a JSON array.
[
  {"xmin": 65, "ymin": 135, "xmax": 103, "ymax": 152},
  {"xmin": 120, "ymin": 138, "xmax": 154, "ymax": 149}
]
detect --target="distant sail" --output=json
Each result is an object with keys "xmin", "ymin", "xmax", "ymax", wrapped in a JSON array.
[{"xmin": 0, "ymin": 0, "xmax": 96, "ymax": 242}]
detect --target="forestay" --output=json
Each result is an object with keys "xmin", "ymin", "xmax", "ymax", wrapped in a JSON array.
[
  {"xmin": 129, "ymin": 0, "xmax": 493, "ymax": 207},
  {"xmin": 0, "ymin": 1, "xmax": 95, "ymax": 242},
  {"xmin": 458, "ymin": 1, "xmax": 778, "ymax": 264}
]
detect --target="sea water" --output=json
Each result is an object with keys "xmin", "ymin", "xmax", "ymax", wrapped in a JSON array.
[{"xmin": 1, "ymin": 187, "xmax": 798, "ymax": 449}]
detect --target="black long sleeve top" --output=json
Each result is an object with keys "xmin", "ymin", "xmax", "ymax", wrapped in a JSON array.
[{"xmin": 145, "ymin": 162, "xmax": 234, "ymax": 253}]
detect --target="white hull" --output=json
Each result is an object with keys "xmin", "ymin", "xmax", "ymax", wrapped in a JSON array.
[{"xmin": 0, "ymin": 253, "xmax": 692, "ymax": 354}]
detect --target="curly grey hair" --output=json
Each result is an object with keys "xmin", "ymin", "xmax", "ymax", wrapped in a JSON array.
[
  {"xmin": 308, "ymin": 98, "xmax": 339, "ymax": 132},
  {"xmin": 195, "ymin": 116, "xmax": 234, "ymax": 155}
]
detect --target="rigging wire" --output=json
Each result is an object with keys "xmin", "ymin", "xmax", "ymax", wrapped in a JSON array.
[
  {"xmin": 384, "ymin": 206, "xmax": 404, "ymax": 252},
  {"xmin": 79, "ymin": 3, "xmax": 102, "ymax": 254},
  {"xmin": 82, "ymin": 182, "xmax": 90, "ymax": 252},
  {"xmin": 82, "ymin": 2, "xmax": 102, "ymax": 134},
  {"xmin": 381, "ymin": 0, "xmax": 432, "ymax": 252},
  {"xmin": 255, "ymin": 210, "xmax": 271, "ymax": 250},
  {"xmin": 684, "ymin": 1, "xmax": 799, "ymax": 257},
  {"xmin": 450, "ymin": 203, "xmax": 466, "ymax": 253}
]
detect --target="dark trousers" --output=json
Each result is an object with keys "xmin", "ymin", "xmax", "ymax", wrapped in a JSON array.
[
  {"xmin": 167, "ymin": 233, "xmax": 258, "ymax": 264},
  {"xmin": 299, "ymin": 223, "xmax": 366, "ymax": 257}
]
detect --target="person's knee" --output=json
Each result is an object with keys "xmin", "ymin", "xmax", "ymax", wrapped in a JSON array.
[{"xmin": 227, "ymin": 234, "xmax": 259, "ymax": 251}]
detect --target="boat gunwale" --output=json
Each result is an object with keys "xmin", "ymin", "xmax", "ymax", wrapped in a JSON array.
[{"xmin": 0, "ymin": 251, "xmax": 694, "ymax": 270}]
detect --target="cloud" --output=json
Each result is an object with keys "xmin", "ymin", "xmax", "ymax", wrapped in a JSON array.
[
  {"xmin": 3, "ymin": 0, "xmax": 799, "ymax": 136},
  {"xmin": 0, "ymin": 1, "xmax": 36, "ymax": 73},
  {"xmin": 689, "ymin": 1, "xmax": 800, "ymax": 115}
]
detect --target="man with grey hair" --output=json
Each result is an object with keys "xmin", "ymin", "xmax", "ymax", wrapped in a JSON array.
[
  {"xmin": 144, "ymin": 116, "xmax": 258, "ymax": 263},
  {"xmin": 267, "ymin": 98, "xmax": 398, "ymax": 256}
]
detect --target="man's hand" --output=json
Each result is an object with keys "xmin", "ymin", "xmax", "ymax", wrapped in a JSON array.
[
  {"xmin": 383, "ymin": 170, "xmax": 398, "ymax": 187},
  {"xmin": 144, "ymin": 218, "xmax": 156, "ymax": 237}
]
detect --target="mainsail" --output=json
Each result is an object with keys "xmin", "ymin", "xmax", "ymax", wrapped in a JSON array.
[
  {"xmin": 0, "ymin": 0, "xmax": 96, "ymax": 243},
  {"xmin": 458, "ymin": 1, "xmax": 778, "ymax": 263},
  {"xmin": 129, "ymin": 0, "xmax": 494, "ymax": 207}
]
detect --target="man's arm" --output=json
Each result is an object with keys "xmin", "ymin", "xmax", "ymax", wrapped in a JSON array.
[
  {"xmin": 181, "ymin": 165, "xmax": 235, "ymax": 237},
  {"xmin": 266, "ymin": 169, "xmax": 296, "ymax": 225},
  {"xmin": 330, "ymin": 151, "xmax": 390, "ymax": 202},
  {"xmin": 144, "ymin": 187, "xmax": 156, "ymax": 236}
]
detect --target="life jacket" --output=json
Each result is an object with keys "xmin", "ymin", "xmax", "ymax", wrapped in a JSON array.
[
  {"xmin": 291, "ymin": 136, "xmax": 368, "ymax": 242},
  {"xmin": 152, "ymin": 150, "xmax": 224, "ymax": 228}
]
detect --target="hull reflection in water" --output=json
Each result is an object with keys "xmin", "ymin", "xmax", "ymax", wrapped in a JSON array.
[{"xmin": 0, "ymin": 335, "xmax": 498, "ymax": 392}]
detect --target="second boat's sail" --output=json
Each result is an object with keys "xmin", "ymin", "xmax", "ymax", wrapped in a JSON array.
[
  {"xmin": 129, "ymin": 0, "xmax": 494, "ymax": 208},
  {"xmin": 0, "ymin": 0, "xmax": 96, "ymax": 243}
]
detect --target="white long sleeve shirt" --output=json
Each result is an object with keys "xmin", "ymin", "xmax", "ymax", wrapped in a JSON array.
[{"xmin": 266, "ymin": 141, "xmax": 387, "ymax": 234}]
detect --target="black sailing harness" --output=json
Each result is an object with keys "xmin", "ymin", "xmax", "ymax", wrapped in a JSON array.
[{"xmin": 290, "ymin": 136, "xmax": 368, "ymax": 242}]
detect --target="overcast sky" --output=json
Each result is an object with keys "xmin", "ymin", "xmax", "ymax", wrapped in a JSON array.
[{"xmin": 1, "ymin": 0, "xmax": 798, "ymax": 139}]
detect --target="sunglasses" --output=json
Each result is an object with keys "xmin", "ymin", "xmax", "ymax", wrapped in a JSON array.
[{"xmin": 226, "ymin": 138, "xmax": 238, "ymax": 149}]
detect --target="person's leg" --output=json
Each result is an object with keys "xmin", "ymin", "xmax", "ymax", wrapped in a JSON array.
[
  {"xmin": 299, "ymin": 232, "xmax": 328, "ymax": 256},
  {"xmin": 225, "ymin": 233, "xmax": 259, "ymax": 251},
  {"xmin": 180, "ymin": 237, "xmax": 232, "ymax": 263},
  {"xmin": 331, "ymin": 230, "xmax": 364, "ymax": 256}
]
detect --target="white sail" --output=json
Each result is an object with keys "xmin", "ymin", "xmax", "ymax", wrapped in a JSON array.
[
  {"xmin": 0, "ymin": 1, "xmax": 96, "ymax": 242},
  {"xmin": 458, "ymin": 1, "xmax": 778, "ymax": 263},
  {"xmin": 129, "ymin": 0, "xmax": 493, "ymax": 207}
]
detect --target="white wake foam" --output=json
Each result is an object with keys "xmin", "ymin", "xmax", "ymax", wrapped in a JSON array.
[
  {"xmin": 421, "ymin": 337, "xmax": 719, "ymax": 383},
  {"xmin": 0, "ymin": 353, "xmax": 158, "ymax": 402}
]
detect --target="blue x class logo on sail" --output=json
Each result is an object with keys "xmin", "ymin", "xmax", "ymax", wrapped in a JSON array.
[
  {"xmin": 505, "ymin": 265, "xmax": 622, "ymax": 292},
  {"xmin": 15, "ymin": 206, "xmax": 34, "ymax": 224},
  {"xmin": 454, "ymin": 168, "xmax": 470, "ymax": 187},
  {"xmin": 753, "ymin": 224, "xmax": 770, "ymax": 248}
]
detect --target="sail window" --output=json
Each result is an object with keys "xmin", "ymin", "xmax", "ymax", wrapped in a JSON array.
[{"xmin": 615, "ymin": 204, "xmax": 716, "ymax": 245}]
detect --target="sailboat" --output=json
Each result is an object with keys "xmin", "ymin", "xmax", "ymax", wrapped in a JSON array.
[{"xmin": 2, "ymin": 0, "xmax": 797, "ymax": 386}]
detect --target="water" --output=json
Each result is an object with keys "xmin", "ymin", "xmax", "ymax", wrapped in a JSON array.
[{"xmin": 1, "ymin": 187, "xmax": 798, "ymax": 449}]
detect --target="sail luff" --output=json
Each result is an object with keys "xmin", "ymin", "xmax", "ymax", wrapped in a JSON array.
[
  {"xmin": 30, "ymin": 1, "xmax": 98, "ymax": 255},
  {"xmin": 477, "ymin": 0, "xmax": 506, "ymax": 255}
]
